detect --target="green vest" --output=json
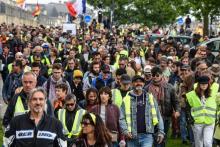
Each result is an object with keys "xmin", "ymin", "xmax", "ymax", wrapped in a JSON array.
[
  {"xmin": 7, "ymin": 63, "xmax": 12, "ymax": 73},
  {"xmin": 123, "ymin": 93, "xmax": 159, "ymax": 132},
  {"xmin": 111, "ymin": 89, "xmax": 127, "ymax": 108},
  {"xmin": 58, "ymin": 109, "xmax": 86, "ymax": 138},
  {"xmin": 14, "ymin": 96, "xmax": 27, "ymax": 117},
  {"xmin": 193, "ymin": 82, "xmax": 219, "ymax": 97},
  {"xmin": 186, "ymin": 91, "xmax": 217, "ymax": 124}
]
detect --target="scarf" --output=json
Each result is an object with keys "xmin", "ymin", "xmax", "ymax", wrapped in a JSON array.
[
  {"xmin": 54, "ymin": 97, "xmax": 65, "ymax": 109},
  {"xmin": 148, "ymin": 78, "xmax": 166, "ymax": 103}
]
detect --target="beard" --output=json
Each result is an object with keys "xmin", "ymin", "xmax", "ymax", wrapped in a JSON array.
[{"xmin": 92, "ymin": 70, "xmax": 100, "ymax": 76}]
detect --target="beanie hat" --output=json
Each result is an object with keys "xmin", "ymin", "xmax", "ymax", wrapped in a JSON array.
[{"xmin": 73, "ymin": 70, "xmax": 83, "ymax": 78}]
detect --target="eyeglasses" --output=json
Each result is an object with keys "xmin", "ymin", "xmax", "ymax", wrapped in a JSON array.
[
  {"xmin": 152, "ymin": 74, "xmax": 160, "ymax": 77},
  {"xmin": 66, "ymin": 103, "xmax": 75, "ymax": 107}
]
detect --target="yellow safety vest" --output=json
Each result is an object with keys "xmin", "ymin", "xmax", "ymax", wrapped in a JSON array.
[
  {"xmin": 193, "ymin": 82, "xmax": 219, "ymax": 97},
  {"xmin": 111, "ymin": 89, "xmax": 128, "ymax": 108},
  {"xmin": 123, "ymin": 93, "xmax": 159, "ymax": 132},
  {"xmin": 186, "ymin": 90, "xmax": 217, "ymax": 124},
  {"xmin": 58, "ymin": 109, "xmax": 86, "ymax": 138},
  {"xmin": 7, "ymin": 63, "xmax": 12, "ymax": 73},
  {"xmin": 14, "ymin": 96, "xmax": 27, "ymax": 117}
]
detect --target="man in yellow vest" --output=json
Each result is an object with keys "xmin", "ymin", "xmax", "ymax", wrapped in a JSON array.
[
  {"xmin": 119, "ymin": 75, "xmax": 164, "ymax": 147},
  {"xmin": 112, "ymin": 74, "xmax": 131, "ymax": 108},
  {"xmin": 56, "ymin": 94, "xmax": 86, "ymax": 146},
  {"xmin": 3, "ymin": 71, "xmax": 53, "ymax": 129}
]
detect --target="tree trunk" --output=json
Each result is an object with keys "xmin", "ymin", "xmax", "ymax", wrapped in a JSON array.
[{"xmin": 203, "ymin": 13, "xmax": 209, "ymax": 37}]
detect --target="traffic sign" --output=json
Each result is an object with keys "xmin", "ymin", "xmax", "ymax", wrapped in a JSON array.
[{"xmin": 84, "ymin": 15, "xmax": 91, "ymax": 23}]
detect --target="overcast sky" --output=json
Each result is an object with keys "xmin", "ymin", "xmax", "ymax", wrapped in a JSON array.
[{"xmin": 25, "ymin": 0, "xmax": 67, "ymax": 4}]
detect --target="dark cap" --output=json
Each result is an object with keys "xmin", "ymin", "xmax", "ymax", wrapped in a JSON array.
[
  {"xmin": 101, "ymin": 64, "xmax": 110, "ymax": 73},
  {"xmin": 132, "ymin": 75, "xmax": 145, "ymax": 82},
  {"xmin": 180, "ymin": 64, "xmax": 190, "ymax": 70},
  {"xmin": 198, "ymin": 76, "xmax": 210, "ymax": 84},
  {"xmin": 121, "ymin": 74, "xmax": 131, "ymax": 84}
]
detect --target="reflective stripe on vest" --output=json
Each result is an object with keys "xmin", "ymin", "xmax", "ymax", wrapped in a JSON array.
[
  {"xmin": 58, "ymin": 109, "xmax": 86, "ymax": 138},
  {"xmin": 123, "ymin": 93, "xmax": 158, "ymax": 132},
  {"xmin": 112, "ymin": 89, "xmax": 123, "ymax": 108},
  {"xmin": 194, "ymin": 82, "xmax": 219, "ymax": 97},
  {"xmin": 14, "ymin": 96, "xmax": 27, "ymax": 117},
  {"xmin": 186, "ymin": 91, "xmax": 217, "ymax": 124}
]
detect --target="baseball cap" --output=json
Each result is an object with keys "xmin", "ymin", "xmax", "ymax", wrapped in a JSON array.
[
  {"xmin": 198, "ymin": 76, "xmax": 210, "ymax": 84},
  {"xmin": 101, "ymin": 64, "xmax": 110, "ymax": 73},
  {"xmin": 132, "ymin": 75, "xmax": 145, "ymax": 82},
  {"xmin": 144, "ymin": 65, "xmax": 152, "ymax": 74},
  {"xmin": 120, "ymin": 74, "xmax": 131, "ymax": 84}
]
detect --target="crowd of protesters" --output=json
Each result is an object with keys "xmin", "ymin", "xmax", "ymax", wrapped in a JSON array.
[{"xmin": 1, "ymin": 20, "xmax": 220, "ymax": 147}]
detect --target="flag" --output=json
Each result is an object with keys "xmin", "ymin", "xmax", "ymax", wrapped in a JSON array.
[
  {"xmin": 32, "ymin": 3, "xmax": 41, "ymax": 17},
  {"xmin": 66, "ymin": 0, "xmax": 86, "ymax": 17},
  {"xmin": 66, "ymin": 2, "xmax": 77, "ymax": 17},
  {"xmin": 16, "ymin": 0, "xmax": 25, "ymax": 5},
  {"xmin": 16, "ymin": 0, "xmax": 26, "ymax": 9}
]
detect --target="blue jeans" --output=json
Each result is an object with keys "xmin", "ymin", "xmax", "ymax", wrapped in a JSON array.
[
  {"xmin": 180, "ymin": 109, "xmax": 194, "ymax": 143},
  {"xmin": 180, "ymin": 109, "xmax": 187, "ymax": 141},
  {"xmin": 127, "ymin": 133, "xmax": 153, "ymax": 147}
]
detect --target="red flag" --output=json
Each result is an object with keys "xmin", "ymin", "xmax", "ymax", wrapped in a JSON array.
[
  {"xmin": 32, "ymin": 3, "xmax": 41, "ymax": 17},
  {"xmin": 66, "ymin": 2, "xmax": 77, "ymax": 17}
]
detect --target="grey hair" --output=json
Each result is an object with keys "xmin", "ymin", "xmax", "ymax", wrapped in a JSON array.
[
  {"xmin": 65, "ymin": 94, "xmax": 76, "ymax": 102},
  {"xmin": 28, "ymin": 87, "xmax": 48, "ymax": 112},
  {"xmin": 29, "ymin": 87, "xmax": 47, "ymax": 100},
  {"xmin": 22, "ymin": 71, "xmax": 37, "ymax": 81}
]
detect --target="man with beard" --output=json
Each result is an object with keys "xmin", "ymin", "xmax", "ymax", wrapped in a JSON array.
[
  {"xmin": 3, "ymin": 87, "xmax": 67, "ymax": 147},
  {"xmin": 83, "ymin": 61, "xmax": 100, "ymax": 93},
  {"xmin": 146, "ymin": 67, "xmax": 180, "ymax": 147},
  {"xmin": 120, "ymin": 75, "xmax": 164, "ymax": 147}
]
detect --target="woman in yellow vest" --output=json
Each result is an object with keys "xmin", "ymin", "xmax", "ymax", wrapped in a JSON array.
[{"xmin": 186, "ymin": 75, "xmax": 217, "ymax": 147}]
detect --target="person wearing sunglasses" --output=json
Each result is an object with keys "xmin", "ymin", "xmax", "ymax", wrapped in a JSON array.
[
  {"xmin": 73, "ymin": 113, "xmax": 112, "ymax": 147},
  {"xmin": 57, "ymin": 94, "xmax": 86, "ymax": 146},
  {"xmin": 146, "ymin": 66, "xmax": 180, "ymax": 147},
  {"xmin": 120, "ymin": 75, "xmax": 164, "ymax": 147}
]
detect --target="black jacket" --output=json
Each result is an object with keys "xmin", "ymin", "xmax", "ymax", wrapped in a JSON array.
[
  {"xmin": 4, "ymin": 112, "xmax": 66, "ymax": 147},
  {"xmin": 3, "ymin": 90, "xmax": 54, "ymax": 128}
]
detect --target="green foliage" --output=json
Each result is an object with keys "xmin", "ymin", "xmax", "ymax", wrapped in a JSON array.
[
  {"xmin": 87, "ymin": 0, "xmax": 220, "ymax": 31},
  {"xmin": 87, "ymin": 0, "xmax": 178, "ymax": 27}
]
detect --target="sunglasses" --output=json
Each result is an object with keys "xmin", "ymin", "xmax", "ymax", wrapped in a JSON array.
[
  {"xmin": 152, "ymin": 74, "xmax": 160, "ymax": 77},
  {"xmin": 81, "ymin": 121, "xmax": 91, "ymax": 126},
  {"xmin": 66, "ymin": 103, "xmax": 75, "ymax": 107}
]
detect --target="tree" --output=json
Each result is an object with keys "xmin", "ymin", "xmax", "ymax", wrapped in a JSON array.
[{"xmin": 173, "ymin": 0, "xmax": 220, "ymax": 36}]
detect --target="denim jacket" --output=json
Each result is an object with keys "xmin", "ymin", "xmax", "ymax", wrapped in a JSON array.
[{"xmin": 119, "ymin": 90, "xmax": 164, "ymax": 138}]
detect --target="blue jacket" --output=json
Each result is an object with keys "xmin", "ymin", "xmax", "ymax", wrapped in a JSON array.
[
  {"xmin": 2, "ymin": 72, "xmax": 23, "ymax": 101},
  {"xmin": 91, "ymin": 74, "xmax": 114, "ymax": 90},
  {"xmin": 119, "ymin": 90, "xmax": 164, "ymax": 137}
]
